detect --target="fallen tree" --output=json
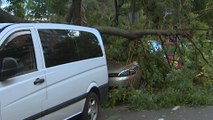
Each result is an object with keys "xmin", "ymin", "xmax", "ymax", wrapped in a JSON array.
[
  {"xmin": 1, "ymin": 8, "xmax": 211, "ymax": 68},
  {"xmin": 95, "ymin": 26, "xmax": 189, "ymax": 40},
  {"xmin": 0, "ymin": 8, "xmax": 189, "ymax": 40}
]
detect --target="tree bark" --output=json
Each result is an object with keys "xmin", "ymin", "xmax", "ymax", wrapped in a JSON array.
[
  {"xmin": 130, "ymin": 0, "xmax": 136, "ymax": 24},
  {"xmin": 95, "ymin": 26, "xmax": 189, "ymax": 40},
  {"xmin": 65, "ymin": 0, "xmax": 73, "ymax": 23},
  {"xmin": 114, "ymin": 0, "xmax": 119, "ymax": 26},
  {"xmin": 72, "ymin": 0, "xmax": 82, "ymax": 25},
  {"xmin": 65, "ymin": 0, "xmax": 82, "ymax": 25}
]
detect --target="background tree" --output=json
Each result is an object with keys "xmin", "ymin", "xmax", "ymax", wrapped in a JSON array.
[{"xmin": 65, "ymin": 0, "xmax": 82, "ymax": 25}]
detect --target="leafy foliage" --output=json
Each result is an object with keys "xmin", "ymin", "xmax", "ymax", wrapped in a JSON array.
[
  {"xmin": 5, "ymin": 0, "xmax": 25, "ymax": 18},
  {"xmin": 105, "ymin": 66, "xmax": 213, "ymax": 110}
]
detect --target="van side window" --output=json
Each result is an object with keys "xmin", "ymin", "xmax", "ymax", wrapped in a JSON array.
[
  {"xmin": 0, "ymin": 31, "xmax": 37, "ymax": 75},
  {"xmin": 38, "ymin": 29, "xmax": 103, "ymax": 68},
  {"xmin": 38, "ymin": 29, "xmax": 79, "ymax": 67},
  {"xmin": 75, "ymin": 31, "xmax": 103, "ymax": 60}
]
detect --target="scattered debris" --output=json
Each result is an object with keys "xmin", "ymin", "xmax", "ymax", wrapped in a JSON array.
[
  {"xmin": 158, "ymin": 118, "xmax": 165, "ymax": 120},
  {"xmin": 172, "ymin": 106, "xmax": 180, "ymax": 111}
]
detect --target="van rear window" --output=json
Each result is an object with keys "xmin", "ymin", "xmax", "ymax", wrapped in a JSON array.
[
  {"xmin": 38, "ymin": 29, "xmax": 103, "ymax": 67},
  {"xmin": 75, "ymin": 31, "xmax": 103, "ymax": 60}
]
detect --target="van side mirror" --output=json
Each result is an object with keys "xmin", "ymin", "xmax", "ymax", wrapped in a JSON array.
[{"xmin": 0, "ymin": 57, "xmax": 18, "ymax": 81}]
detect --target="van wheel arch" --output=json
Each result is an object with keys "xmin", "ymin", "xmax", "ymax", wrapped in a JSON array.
[{"xmin": 90, "ymin": 87, "xmax": 100, "ymax": 100}]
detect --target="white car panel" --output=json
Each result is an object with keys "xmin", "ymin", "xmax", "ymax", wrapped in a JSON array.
[{"xmin": 0, "ymin": 23, "xmax": 108, "ymax": 120}]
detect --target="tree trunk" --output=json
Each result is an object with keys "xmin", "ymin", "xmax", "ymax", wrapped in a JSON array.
[
  {"xmin": 95, "ymin": 26, "xmax": 189, "ymax": 40},
  {"xmin": 130, "ymin": 0, "xmax": 136, "ymax": 24},
  {"xmin": 65, "ymin": 0, "xmax": 82, "ymax": 25},
  {"xmin": 72, "ymin": 0, "xmax": 82, "ymax": 25},
  {"xmin": 65, "ymin": 0, "xmax": 73, "ymax": 24},
  {"xmin": 114, "ymin": 0, "xmax": 119, "ymax": 26}
]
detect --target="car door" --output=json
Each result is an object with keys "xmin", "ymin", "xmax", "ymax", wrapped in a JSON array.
[
  {"xmin": 37, "ymin": 29, "xmax": 86, "ymax": 120},
  {"xmin": 0, "ymin": 28, "xmax": 46, "ymax": 120}
]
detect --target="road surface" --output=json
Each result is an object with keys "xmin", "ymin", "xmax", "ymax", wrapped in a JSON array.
[{"xmin": 100, "ymin": 105, "xmax": 213, "ymax": 120}]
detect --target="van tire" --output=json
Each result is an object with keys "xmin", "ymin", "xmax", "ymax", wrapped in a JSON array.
[{"xmin": 81, "ymin": 92, "xmax": 99, "ymax": 120}]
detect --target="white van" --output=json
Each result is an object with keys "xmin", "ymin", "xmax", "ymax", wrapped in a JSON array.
[{"xmin": 0, "ymin": 23, "xmax": 108, "ymax": 120}]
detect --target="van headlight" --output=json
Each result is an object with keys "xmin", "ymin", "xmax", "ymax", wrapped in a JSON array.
[{"xmin": 118, "ymin": 65, "xmax": 138, "ymax": 77}]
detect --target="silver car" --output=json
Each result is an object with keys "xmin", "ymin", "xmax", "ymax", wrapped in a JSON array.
[{"xmin": 108, "ymin": 61, "xmax": 142, "ymax": 88}]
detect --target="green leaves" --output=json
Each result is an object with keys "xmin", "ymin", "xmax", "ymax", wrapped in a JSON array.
[{"xmin": 5, "ymin": 0, "xmax": 25, "ymax": 18}]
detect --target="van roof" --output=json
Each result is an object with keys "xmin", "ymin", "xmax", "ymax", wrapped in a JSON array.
[
  {"xmin": 0, "ymin": 23, "xmax": 94, "ymax": 29},
  {"xmin": 0, "ymin": 23, "xmax": 99, "ymax": 33},
  {"xmin": 0, "ymin": 23, "xmax": 13, "ymax": 29}
]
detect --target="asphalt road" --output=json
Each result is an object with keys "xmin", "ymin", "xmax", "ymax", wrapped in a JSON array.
[{"xmin": 99, "ymin": 105, "xmax": 213, "ymax": 120}]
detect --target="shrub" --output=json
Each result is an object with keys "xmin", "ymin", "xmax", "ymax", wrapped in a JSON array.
[
  {"xmin": 104, "ymin": 86, "xmax": 129, "ymax": 107},
  {"xmin": 105, "ymin": 66, "xmax": 213, "ymax": 110},
  {"xmin": 128, "ymin": 90, "xmax": 157, "ymax": 110}
]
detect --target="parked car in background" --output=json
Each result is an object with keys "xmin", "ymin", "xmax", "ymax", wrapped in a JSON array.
[
  {"xmin": 148, "ymin": 40, "xmax": 182, "ymax": 69},
  {"xmin": 108, "ymin": 61, "xmax": 142, "ymax": 89}
]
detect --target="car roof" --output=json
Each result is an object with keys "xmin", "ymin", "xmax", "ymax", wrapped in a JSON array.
[
  {"xmin": 0, "ymin": 23, "xmax": 102, "ymax": 39},
  {"xmin": 0, "ymin": 23, "xmax": 98, "ymax": 32}
]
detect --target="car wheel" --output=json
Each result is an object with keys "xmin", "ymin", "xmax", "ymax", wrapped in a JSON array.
[{"xmin": 81, "ymin": 92, "xmax": 99, "ymax": 120}]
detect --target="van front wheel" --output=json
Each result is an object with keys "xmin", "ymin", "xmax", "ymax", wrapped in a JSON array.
[{"xmin": 81, "ymin": 92, "xmax": 99, "ymax": 120}]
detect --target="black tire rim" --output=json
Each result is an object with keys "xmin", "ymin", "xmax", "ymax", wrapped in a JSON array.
[{"xmin": 87, "ymin": 96, "xmax": 98, "ymax": 120}]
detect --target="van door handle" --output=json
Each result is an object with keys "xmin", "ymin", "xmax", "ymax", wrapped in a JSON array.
[{"xmin": 34, "ymin": 78, "xmax": 45, "ymax": 85}]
